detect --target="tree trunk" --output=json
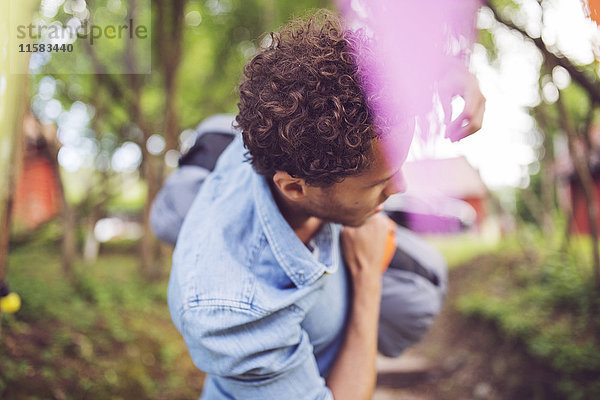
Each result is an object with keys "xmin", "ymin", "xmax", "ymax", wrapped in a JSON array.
[
  {"xmin": 82, "ymin": 213, "xmax": 100, "ymax": 263},
  {"xmin": 41, "ymin": 121, "xmax": 78, "ymax": 277},
  {"xmin": 0, "ymin": 0, "xmax": 38, "ymax": 335},
  {"xmin": 0, "ymin": 103, "xmax": 25, "ymax": 286},
  {"xmin": 128, "ymin": 75, "xmax": 160, "ymax": 279},
  {"xmin": 157, "ymin": 0, "xmax": 185, "ymax": 152},
  {"xmin": 50, "ymin": 143, "xmax": 77, "ymax": 277},
  {"xmin": 532, "ymin": 108, "xmax": 557, "ymax": 235},
  {"xmin": 557, "ymin": 96, "xmax": 600, "ymax": 289},
  {"xmin": 139, "ymin": 147, "xmax": 162, "ymax": 279},
  {"xmin": 164, "ymin": 70, "xmax": 180, "ymax": 152},
  {"xmin": 135, "ymin": 0, "xmax": 186, "ymax": 279},
  {"xmin": 519, "ymin": 187, "xmax": 548, "ymax": 230},
  {"xmin": 60, "ymin": 198, "xmax": 77, "ymax": 277}
]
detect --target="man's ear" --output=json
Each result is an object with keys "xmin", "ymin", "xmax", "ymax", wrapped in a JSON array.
[{"xmin": 272, "ymin": 171, "xmax": 308, "ymax": 201}]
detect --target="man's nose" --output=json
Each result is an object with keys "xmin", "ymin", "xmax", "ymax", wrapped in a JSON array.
[{"xmin": 384, "ymin": 170, "xmax": 407, "ymax": 196}]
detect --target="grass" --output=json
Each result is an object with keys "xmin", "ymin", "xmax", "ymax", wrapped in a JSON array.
[
  {"xmin": 426, "ymin": 231, "xmax": 517, "ymax": 268},
  {"xmin": 0, "ymin": 241, "xmax": 203, "ymax": 399}
]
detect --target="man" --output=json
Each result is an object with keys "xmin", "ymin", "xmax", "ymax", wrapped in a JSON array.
[{"xmin": 166, "ymin": 10, "xmax": 480, "ymax": 400}]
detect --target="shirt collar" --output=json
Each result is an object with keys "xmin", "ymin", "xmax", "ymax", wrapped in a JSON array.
[{"xmin": 253, "ymin": 173, "xmax": 340, "ymax": 287}]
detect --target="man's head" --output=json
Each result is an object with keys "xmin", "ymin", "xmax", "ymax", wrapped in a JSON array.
[
  {"xmin": 272, "ymin": 142, "xmax": 406, "ymax": 227},
  {"xmin": 236, "ymin": 10, "xmax": 407, "ymax": 226}
]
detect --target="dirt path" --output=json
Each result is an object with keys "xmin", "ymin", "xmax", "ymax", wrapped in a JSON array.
[{"xmin": 373, "ymin": 256, "xmax": 540, "ymax": 400}]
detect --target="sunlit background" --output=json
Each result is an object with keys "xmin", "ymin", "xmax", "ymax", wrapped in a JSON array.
[
  {"xmin": 24, "ymin": 1, "xmax": 600, "ymax": 182},
  {"xmin": 1, "ymin": 0, "xmax": 600, "ymax": 398},
  {"xmin": 444, "ymin": 0, "xmax": 599, "ymax": 189},
  {"xmin": 30, "ymin": 0, "xmax": 600, "ymax": 210}
]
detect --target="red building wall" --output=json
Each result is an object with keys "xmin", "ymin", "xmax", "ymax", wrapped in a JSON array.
[
  {"xmin": 570, "ymin": 179, "xmax": 600, "ymax": 234},
  {"xmin": 12, "ymin": 155, "xmax": 61, "ymax": 230}
]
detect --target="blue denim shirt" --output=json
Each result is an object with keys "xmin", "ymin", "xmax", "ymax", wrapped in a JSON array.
[{"xmin": 168, "ymin": 135, "xmax": 349, "ymax": 399}]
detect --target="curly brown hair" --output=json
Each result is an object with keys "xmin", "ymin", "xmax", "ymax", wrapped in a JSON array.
[{"xmin": 235, "ymin": 10, "xmax": 380, "ymax": 187}]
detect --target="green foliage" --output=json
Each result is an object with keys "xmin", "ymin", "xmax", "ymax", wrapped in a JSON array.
[
  {"xmin": 30, "ymin": 0, "xmax": 335, "ymax": 235},
  {"xmin": 560, "ymin": 83, "xmax": 593, "ymax": 133},
  {"xmin": 177, "ymin": 0, "xmax": 333, "ymax": 128},
  {"xmin": 489, "ymin": 0, "xmax": 521, "ymax": 13},
  {"xmin": 456, "ymin": 245, "xmax": 600, "ymax": 399},
  {"xmin": 427, "ymin": 233, "xmax": 515, "ymax": 268},
  {"xmin": 477, "ymin": 28, "xmax": 498, "ymax": 62},
  {"xmin": 0, "ymin": 244, "xmax": 202, "ymax": 399},
  {"xmin": 515, "ymin": 172, "xmax": 542, "ymax": 225},
  {"xmin": 105, "ymin": 178, "xmax": 147, "ymax": 213}
]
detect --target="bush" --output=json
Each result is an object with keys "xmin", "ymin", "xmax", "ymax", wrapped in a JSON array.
[
  {"xmin": 0, "ymin": 243, "xmax": 203, "ymax": 399},
  {"xmin": 455, "ymin": 248, "xmax": 600, "ymax": 399}
]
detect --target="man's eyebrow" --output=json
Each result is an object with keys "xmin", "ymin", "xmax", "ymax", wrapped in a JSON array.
[{"xmin": 368, "ymin": 169, "xmax": 401, "ymax": 187}]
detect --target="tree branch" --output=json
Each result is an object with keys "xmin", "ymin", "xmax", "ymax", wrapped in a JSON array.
[{"xmin": 485, "ymin": 0, "xmax": 600, "ymax": 104}]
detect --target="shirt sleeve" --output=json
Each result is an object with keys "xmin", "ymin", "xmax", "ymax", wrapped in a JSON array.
[
  {"xmin": 149, "ymin": 166, "xmax": 209, "ymax": 245},
  {"xmin": 179, "ymin": 304, "xmax": 334, "ymax": 400}
]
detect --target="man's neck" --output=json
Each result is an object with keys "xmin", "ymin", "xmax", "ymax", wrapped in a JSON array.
[{"xmin": 268, "ymin": 181, "xmax": 323, "ymax": 245}]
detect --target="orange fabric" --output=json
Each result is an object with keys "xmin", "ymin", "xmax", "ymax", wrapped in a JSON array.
[
  {"xmin": 381, "ymin": 229, "xmax": 396, "ymax": 273},
  {"xmin": 585, "ymin": 0, "xmax": 600, "ymax": 25}
]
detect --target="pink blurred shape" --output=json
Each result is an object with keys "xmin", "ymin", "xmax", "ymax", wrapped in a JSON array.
[
  {"xmin": 337, "ymin": 1, "xmax": 483, "ymax": 233},
  {"xmin": 336, "ymin": 0, "xmax": 481, "ymax": 161}
]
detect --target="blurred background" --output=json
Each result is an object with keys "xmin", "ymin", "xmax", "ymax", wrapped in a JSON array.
[{"xmin": 0, "ymin": 0, "xmax": 599, "ymax": 399}]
